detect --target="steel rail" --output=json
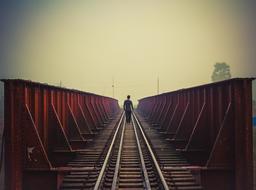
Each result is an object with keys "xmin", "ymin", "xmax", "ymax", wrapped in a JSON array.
[
  {"xmin": 132, "ymin": 111, "xmax": 169, "ymax": 190},
  {"xmin": 131, "ymin": 115, "xmax": 152, "ymax": 190},
  {"xmin": 93, "ymin": 112, "xmax": 125, "ymax": 190},
  {"xmin": 111, "ymin": 116, "xmax": 126, "ymax": 190}
]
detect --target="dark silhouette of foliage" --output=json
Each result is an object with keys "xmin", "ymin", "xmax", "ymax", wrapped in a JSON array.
[{"xmin": 211, "ymin": 62, "xmax": 231, "ymax": 82}]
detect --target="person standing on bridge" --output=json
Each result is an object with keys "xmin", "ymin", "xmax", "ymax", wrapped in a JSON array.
[{"xmin": 123, "ymin": 95, "xmax": 133, "ymax": 123}]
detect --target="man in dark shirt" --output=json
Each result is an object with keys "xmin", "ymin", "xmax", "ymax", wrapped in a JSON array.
[{"xmin": 123, "ymin": 95, "xmax": 133, "ymax": 123}]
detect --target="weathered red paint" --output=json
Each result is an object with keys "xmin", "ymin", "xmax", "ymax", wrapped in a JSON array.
[
  {"xmin": 137, "ymin": 78, "xmax": 254, "ymax": 190},
  {"xmin": 1, "ymin": 79, "xmax": 119, "ymax": 190}
]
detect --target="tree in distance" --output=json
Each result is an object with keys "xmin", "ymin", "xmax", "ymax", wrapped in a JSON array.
[{"xmin": 211, "ymin": 62, "xmax": 231, "ymax": 82}]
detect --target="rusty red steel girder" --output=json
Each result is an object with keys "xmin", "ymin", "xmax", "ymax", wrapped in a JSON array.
[
  {"xmin": 137, "ymin": 78, "xmax": 254, "ymax": 190},
  {"xmin": 1, "ymin": 79, "xmax": 119, "ymax": 190}
]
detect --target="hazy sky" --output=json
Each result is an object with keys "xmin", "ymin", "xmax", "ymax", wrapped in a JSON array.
[{"xmin": 0, "ymin": 1, "xmax": 256, "ymax": 104}]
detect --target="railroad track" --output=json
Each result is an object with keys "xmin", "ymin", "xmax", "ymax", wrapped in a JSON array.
[
  {"xmin": 61, "ymin": 111, "xmax": 203, "ymax": 190},
  {"xmin": 135, "ymin": 111, "xmax": 203, "ymax": 190},
  {"xmin": 99, "ymin": 115, "xmax": 161, "ymax": 189},
  {"xmin": 93, "ymin": 111, "xmax": 169, "ymax": 189},
  {"xmin": 60, "ymin": 112, "xmax": 123, "ymax": 190}
]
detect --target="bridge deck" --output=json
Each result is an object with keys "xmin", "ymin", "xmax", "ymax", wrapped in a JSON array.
[{"xmin": 0, "ymin": 78, "xmax": 254, "ymax": 190}]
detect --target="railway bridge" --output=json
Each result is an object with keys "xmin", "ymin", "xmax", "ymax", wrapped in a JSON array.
[{"xmin": 0, "ymin": 78, "xmax": 254, "ymax": 190}]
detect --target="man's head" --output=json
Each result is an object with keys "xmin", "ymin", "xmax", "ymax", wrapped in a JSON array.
[{"xmin": 127, "ymin": 95, "xmax": 130, "ymax": 99}]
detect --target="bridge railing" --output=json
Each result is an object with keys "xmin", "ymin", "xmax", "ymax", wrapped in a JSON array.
[
  {"xmin": 137, "ymin": 78, "xmax": 253, "ymax": 190},
  {"xmin": 1, "ymin": 79, "xmax": 119, "ymax": 190}
]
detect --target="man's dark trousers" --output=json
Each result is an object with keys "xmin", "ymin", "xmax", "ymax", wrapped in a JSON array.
[{"xmin": 126, "ymin": 110, "xmax": 132, "ymax": 123}]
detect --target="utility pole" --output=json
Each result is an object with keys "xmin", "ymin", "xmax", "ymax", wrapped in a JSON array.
[
  {"xmin": 112, "ymin": 77, "xmax": 115, "ymax": 98},
  {"xmin": 157, "ymin": 76, "xmax": 159, "ymax": 95}
]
